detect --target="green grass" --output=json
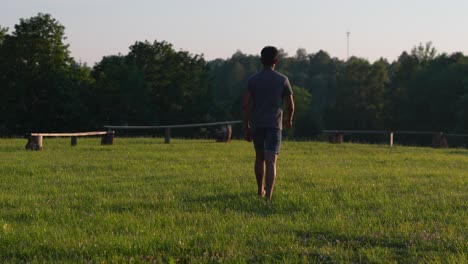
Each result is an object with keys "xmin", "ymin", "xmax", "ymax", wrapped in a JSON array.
[{"xmin": 0, "ymin": 138, "xmax": 467, "ymax": 263}]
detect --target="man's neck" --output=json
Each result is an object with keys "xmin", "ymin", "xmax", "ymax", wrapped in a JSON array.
[{"xmin": 264, "ymin": 65, "xmax": 275, "ymax": 71}]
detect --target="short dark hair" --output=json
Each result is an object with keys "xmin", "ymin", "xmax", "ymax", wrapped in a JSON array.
[{"xmin": 261, "ymin": 46, "xmax": 279, "ymax": 66}]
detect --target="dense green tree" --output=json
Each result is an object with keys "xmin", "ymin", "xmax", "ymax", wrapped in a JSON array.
[
  {"xmin": 0, "ymin": 13, "xmax": 90, "ymax": 134},
  {"xmin": 411, "ymin": 42, "xmax": 437, "ymax": 63},
  {"xmin": 325, "ymin": 57, "xmax": 389, "ymax": 130},
  {"xmin": 305, "ymin": 50, "xmax": 340, "ymax": 131},
  {"xmin": 208, "ymin": 51, "xmax": 260, "ymax": 121},
  {"xmin": 456, "ymin": 91, "xmax": 468, "ymax": 133},
  {"xmin": 0, "ymin": 26, "xmax": 7, "ymax": 45},
  {"xmin": 289, "ymin": 86, "xmax": 321, "ymax": 137},
  {"xmin": 394, "ymin": 52, "xmax": 468, "ymax": 132},
  {"xmin": 387, "ymin": 43, "xmax": 468, "ymax": 136},
  {"xmin": 91, "ymin": 55, "xmax": 150, "ymax": 126},
  {"xmin": 126, "ymin": 40, "xmax": 212, "ymax": 127},
  {"xmin": 288, "ymin": 49, "xmax": 310, "ymax": 88}
]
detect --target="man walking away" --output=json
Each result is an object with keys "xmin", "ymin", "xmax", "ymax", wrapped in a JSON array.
[{"xmin": 242, "ymin": 46, "xmax": 295, "ymax": 202}]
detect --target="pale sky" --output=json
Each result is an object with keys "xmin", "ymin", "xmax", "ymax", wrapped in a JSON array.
[{"xmin": 2, "ymin": 0, "xmax": 468, "ymax": 65}]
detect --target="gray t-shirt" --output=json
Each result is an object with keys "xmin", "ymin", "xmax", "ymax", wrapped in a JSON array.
[{"xmin": 247, "ymin": 69, "xmax": 293, "ymax": 130}]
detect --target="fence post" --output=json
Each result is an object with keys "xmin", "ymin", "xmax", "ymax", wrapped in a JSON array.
[
  {"xmin": 389, "ymin": 132, "xmax": 394, "ymax": 147},
  {"xmin": 216, "ymin": 124, "xmax": 232, "ymax": 142},
  {"xmin": 432, "ymin": 132, "xmax": 448, "ymax": 148},
  {"xmin": 328, "ymin": 133, "xmax": 344, "ymax": 144},
  {"xmin": 165, "ymin": 128, "xmax": 171, "ymax": 144}
]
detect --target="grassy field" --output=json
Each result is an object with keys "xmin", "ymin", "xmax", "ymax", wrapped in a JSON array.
[{"xmin": 0, "ymin": 138, "xmax": 466, "ymax": 263}]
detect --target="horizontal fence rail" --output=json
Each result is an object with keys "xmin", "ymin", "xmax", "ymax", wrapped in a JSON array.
[
  {"xmin": 322, "ymin": 130, "xmax": 468, "ymax": 148},
  {"xmin": 104, "ymin": 121, "xmax": 243, "ymax": 143},
  {"xmin": 322, "ymin": 130, "xmax": 468, "ymax": 136},
  {"xmin": 104, "ymin": 121, "xmax": 243, "ymax": 130},
  {"xmin": 322, "ymin": 130, "xmax": 389, "ymax": 134},
  {"xmin": 440, "ymin": 133, "xmax": 468, "ymax": 137},
  {"xmin": 394, "ymin": 131, "xmax": 441, "ymax": 135}
]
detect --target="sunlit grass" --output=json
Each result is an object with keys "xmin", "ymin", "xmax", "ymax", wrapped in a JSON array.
[{"xmin": 0, "ymin": 138, "xmax": 466, "ymax": 263}]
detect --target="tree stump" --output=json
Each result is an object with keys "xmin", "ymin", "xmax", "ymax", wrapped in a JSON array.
[
  {"xmin": 25, "ymin": 135, "xmax": 43, "ymax": 151},
  {"xmin": 328, "ymin": 133, "xmax": 344, "ymax": 144},
  {"xmin": 432, "ymin": 133, "xmax": 448, "ymax": 148},
  {"xmin": 216, "ymin": 124, "xmax": 232, "ymax": 142},
  {"xmin": 101, "ymin": 131, "xmax": 115, "ymax": 145}
]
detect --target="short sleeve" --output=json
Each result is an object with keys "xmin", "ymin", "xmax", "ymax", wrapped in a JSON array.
[{"xmin": 282, "ymin": 78, "xmax": 293, "ymax": 97}]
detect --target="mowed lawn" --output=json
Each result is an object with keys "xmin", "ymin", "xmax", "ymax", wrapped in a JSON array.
[{"xmin": 0, "ymin": 138, "xmax": 466, "ymax": 263}]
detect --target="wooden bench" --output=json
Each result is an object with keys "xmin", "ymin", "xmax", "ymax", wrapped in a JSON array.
[{"xmin": 25, "ymin": 131, "xmax": 114, "ymax": 150}]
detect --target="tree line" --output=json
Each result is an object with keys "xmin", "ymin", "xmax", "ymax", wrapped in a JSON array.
[{"xmin": 1, "ymin": 14, "xmax": 467, "ymax": 143}]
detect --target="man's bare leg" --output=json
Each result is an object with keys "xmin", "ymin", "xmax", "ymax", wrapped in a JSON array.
[
  {"xmin": 265, "ymin": 152, "xmax": 278, "ymax": 202},
  {"xmin": 255, "ymin": 151, "xmax": 266, "ymax": 197}
]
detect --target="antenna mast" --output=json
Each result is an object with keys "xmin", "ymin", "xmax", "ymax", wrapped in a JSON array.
[{"xmin": 346, "ymin": 31, "xmax": 350, "ymax": 60}]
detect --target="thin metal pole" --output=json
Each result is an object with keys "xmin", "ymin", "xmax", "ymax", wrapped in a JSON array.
[{"xmin": 347, "ymin": 31, "xmax": 350, "ymax": 60}]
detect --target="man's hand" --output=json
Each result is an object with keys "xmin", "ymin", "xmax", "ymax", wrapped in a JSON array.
[
  {"xmin": 285, "ymin": 119, "xmax": 293, "ymax": 129},
  {"xmin": 244, "ymin": 128, "xmax": 252, "ymax": 142}
]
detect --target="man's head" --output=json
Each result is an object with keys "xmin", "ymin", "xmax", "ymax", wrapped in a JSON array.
[{"xmin": 261, "ymin": 46, "xmax": 279, "ymax": 67}]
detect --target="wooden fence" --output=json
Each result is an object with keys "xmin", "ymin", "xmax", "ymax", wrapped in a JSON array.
[
  {"xmin": 104, "ymin": 121, "xmax": 243, "ymax": 143},
  {"xmin": 105, "ymin": 120, "xmax": 467, "ymax": 148},
  {"xmin": 323, "ymin": 130, "xmax": 468, "ymax": 148}
]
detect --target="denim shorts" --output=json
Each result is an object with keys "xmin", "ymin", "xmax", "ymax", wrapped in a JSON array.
[{"xmin": 252, "ymin": 127, "xmax": 282, "ymax": 154}]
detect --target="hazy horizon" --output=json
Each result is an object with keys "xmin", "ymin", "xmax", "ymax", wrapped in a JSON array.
[{"xmin": 3, "ymin": 0, "xmax": 468, "ymax": 66}]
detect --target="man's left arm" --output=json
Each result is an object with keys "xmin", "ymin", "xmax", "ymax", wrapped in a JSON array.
[
  {"xmin": 242, "ymin": 90, "xmax": 252, "ymax": 141},
  {"xmin": 285, "ymin": 95, "xmax": 295, "ymax": 128},
  {"xmin": 283, "ymin": 78, "xmax": 295, "ymax": 129}
]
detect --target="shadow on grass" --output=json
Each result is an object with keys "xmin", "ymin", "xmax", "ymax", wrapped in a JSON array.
[
  {"xmin": 102, "ymin": 201, "xmax": 162, "ymax": 213},
  {"xmin": 182, "ymin": 192, "xmax": 302, "ymax": 216},
  {"xmin": 114, "ymin": 138, "xmax": 219, "ymax": 145},
  {"xmin": 448, "ymin": 150, "xmax": 468, "ymax": 156},
  {"xmin": 296, "ymin": 229, "xmax": 409, "ymax": 262},
  {"xmin": 1, "ymin": 210, "xmax": 36, "ymax": 224},
  {"xmin": 0, "ymin": 145, "xmax": 24, "ymax": 152},
  {"xmin": 297, "ymin": 229, "xmax": 405, "ymax": 249},
  {"xmin": 294, "ymin": 228, "xmax": 460, "ymax": 262},
  {"xmin": 73, "ymin": 147, "xmax": 115, "ymax": 152}
]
